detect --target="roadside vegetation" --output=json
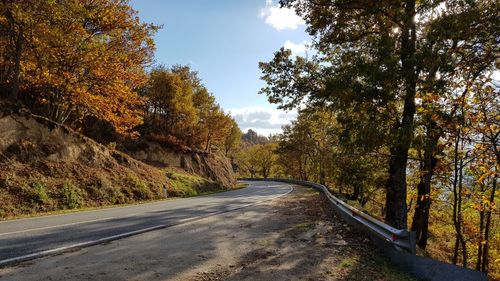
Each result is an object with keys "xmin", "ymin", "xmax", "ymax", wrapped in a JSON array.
[
  {"xmin": 0, "ymin": 140, "xmax": 205, "ymax": 219},
  {"xmin": 0, "ymin": 1, "xmax": 241, "ymax": 152},
  {"xmin": 165, "ymin": 167, "xmax": 227, "ymax": 197}
]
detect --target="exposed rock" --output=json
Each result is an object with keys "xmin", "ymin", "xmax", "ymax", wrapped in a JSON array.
[{"xmin": 126, "ymin": 141, "xmax": 236, "ymax": 188}]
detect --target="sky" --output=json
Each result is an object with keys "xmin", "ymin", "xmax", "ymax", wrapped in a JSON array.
[{"xmin": 129, "ymin": 0, "xmax": 311, "ymax": 136}]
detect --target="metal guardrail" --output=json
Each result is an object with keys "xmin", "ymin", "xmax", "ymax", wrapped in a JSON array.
[
  {"xmin": 241, "ymin": 178, "xmax": 487, "ymax": 281},
  {"xmin": 242, "ymin": 178, "xmax": 416, "ymax": 254}
]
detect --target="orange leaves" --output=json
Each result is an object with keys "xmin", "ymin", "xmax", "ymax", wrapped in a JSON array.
[
  {"xmin": 471, "ymin": 197, "xmax": 496, "ymax": 212},
  {"xmin": 2, "ymin": 0, "xmax": 157, "ymax": 136}
]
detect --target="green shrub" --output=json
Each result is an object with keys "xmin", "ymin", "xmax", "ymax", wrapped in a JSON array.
[
  {"xmin": 164, "ymin": 168, "xmax": 221, "ymax": 197},
  {"xmin": 107, "ymin": 142, "xmax": 117, "ymax": 150},
  {"xmin": 128, "ymin": 173, "xmax": 152, "ymax": 200},
  {"xmin": 32, "ymin": 181, "xmax": 49, "ymax": 204},
  {"xmin": 61, "ymin": 181, "xmax": 84, "ymax": 209},
  {"xmin": 92, "ymin": 174, "xmax": 126, "ymax": 204}
]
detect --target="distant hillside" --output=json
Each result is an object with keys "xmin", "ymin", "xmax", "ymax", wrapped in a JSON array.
[{"xmin": 241, "ymin": 129, "xmax": 269, "ymax": 145}]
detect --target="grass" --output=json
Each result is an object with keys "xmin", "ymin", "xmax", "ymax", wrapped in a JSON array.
[
  {"xmin": 0, "ymin": 168, "xmax": 241, "ymax": 221},
  {"xmin": 254, "ymin": 239, "xmax": 270, "ymax": 246},
  {"xmin": 332, "ymin": 253, "xmax": 418, "ymax": 281},
  {"xmin": 165, "ymin": 168, "xmax": 223, "ymax": 197},
  {"xmin": 339, "ymin": 256, "xmax": 358, "ymax": 268},
  {"xmin": 235, "ymin": 182, "xmax": 249, "ymax": 189},
  {"xmin": 0, "ymin": 183, "xmax": 234, "ymax": 221},
  {"xmin": 294, "ymin": 222, "xmax": 315, "ymax": 231},
  {"xmin": 0, "ymin": 197, "xmax": 171, "ymax": 221}
]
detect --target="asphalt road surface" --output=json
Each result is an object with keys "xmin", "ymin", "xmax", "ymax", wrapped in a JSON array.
[{"xmin": 0, "ymin": 181, "xmax": 292, "ymax": 266}]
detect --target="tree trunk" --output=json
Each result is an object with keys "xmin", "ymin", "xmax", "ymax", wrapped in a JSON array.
[
  {"xmin": 476, "ymin": 206, "xmax": 484, "ymax": 271},
  {"xmin": 452, "ymin": 132, "xmax": 460, "ymax": 264},
  {"xmin": 385, "ymin": 149, "xmax": 409, "ymax": 229},
  {"xmin": 458, "ymin": 151, "xmax": 467, "ymax": 267},
  {"xmin": 351, "ymin": 183, "xmax": 361, "ymax": 201},
  {"xmin": 452, "ymin": 131, "xmax": 467, "ymax": 266},
  {"xmin": 481, "ymin": 177, "xmax": 496, "ymax": 272},
  {"xmin": 262, "ymin": 167, "xmax": 269, "ymax": 178},
  {"xmin": 4, "ymin": 6, "xmax": 24, "ymax": 101},
  {"xmin": 10, "ymin": 28, "xmax": 23, "ymax": 101},
  {"xmin": 411, "ymin": 123, "xmax": 440, "ymax": 249},
  {"xmin": 384, "ymin": 0, "xmax": 417, "ymax": 229},
  {"xmin": 205, "ymin": 133, "xmax": 211, "ymax": 152}
]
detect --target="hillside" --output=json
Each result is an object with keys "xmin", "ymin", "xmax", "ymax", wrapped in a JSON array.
[
  {"xmin": 124, "ymin": 141, "xmax": 236, "ymax": 188},
  {"xmin": 0, "ymin": 111, "xmax": 235, "ymax": 219}
]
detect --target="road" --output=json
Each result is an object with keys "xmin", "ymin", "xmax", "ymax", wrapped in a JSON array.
[
  {"xmin": 0, "ymin": 182, "xmax": 417, "ymax": 281},
  {"xmin": 0, "ymin": 181, "xmax": 292, "ymax": 267}
]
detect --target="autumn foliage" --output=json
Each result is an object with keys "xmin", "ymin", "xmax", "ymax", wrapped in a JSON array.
[
  {"xmin": 0, "ymin": 0, "xmax": 158, "ymax": 136},
  {"xmin": 142, "ymin": 65, "xmax": 236, "ymax": 152},
  {"xmin": 0, "ymin": 1, "xmax": 239, "ymax": 151}
]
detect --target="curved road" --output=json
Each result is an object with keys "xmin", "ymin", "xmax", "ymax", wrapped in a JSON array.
[{"xmin": 0, "ymin": 181, "xmax": 292, "ymax": 266}]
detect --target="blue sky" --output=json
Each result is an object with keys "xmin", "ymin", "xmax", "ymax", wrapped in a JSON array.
[{"xmin": 129, "ymin": 0, "xmax": 311, "ymax": 135}]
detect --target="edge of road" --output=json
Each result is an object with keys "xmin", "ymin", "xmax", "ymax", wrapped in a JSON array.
[
  {"xmin": 0, "ymin": 183, "xmax": 294, "ymax": 268},
  {"xmin": 0, "ymin": 183, "xmax": 252, "ymax": 224}
]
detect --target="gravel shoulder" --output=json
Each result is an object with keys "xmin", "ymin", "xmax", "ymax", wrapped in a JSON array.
[{"xmin": 0, "ymin": 185, "xmax": 417, "ymax": 281}]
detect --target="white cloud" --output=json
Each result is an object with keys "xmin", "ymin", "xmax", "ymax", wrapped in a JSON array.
[
  {"xmin": 284, "ymin": 40, "xmax": 309, "ymax": 56},
  {"xmin": 228, "ymin": 106, "xmax": 297, "ymax": 136},
  {"xmin": 260, "ymin": 0, "xmax": 305, "ymax": 31}
]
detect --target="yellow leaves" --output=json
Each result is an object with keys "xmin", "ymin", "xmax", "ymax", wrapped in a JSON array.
[
  {"xmin": 471, "ymin": 203, "xmax": 482, "ymax": 211},
  {"xmin": 0, "ymin": 16, "xmax": 8, "ymax": 26},
  {"xmin": 471, "ymin": 196, "xmax": 496, "ymax": 212},
  {"xmin": 4, "ymin": 0, "xmax": 156, "ymax": 136},
  {"xmin": 476, "ymin": 170, "xmax": 495, "ymax": 185}
]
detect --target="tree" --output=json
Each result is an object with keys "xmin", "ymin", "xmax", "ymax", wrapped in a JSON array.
[
  {"xmin": 408, "ymin": 0, "xmax": 499, "ymax": 248},
  {"xmin": 236, "ymin": 142, "xmax": 277, "ymax": 178},
  {"xmin": 145, "ymin": 66, "xmax": 197, "ymax": 140},
  {"xmin": 261, "ymin": 0, "xmax": 499, "ymax": 230},
  {"xmin": 143, "ymin": 65, "xmax": 235, "ymax": 152},
  {"xmin": 224, "ymin": 118, "xmax": 242, "ymax": 157},
  {"xmin": 276, "ymin": 108, "xmax": 337, "ymax": 185},
  {"xmin": 0, "ymin": 0, "xmax": 36, "ymax": 100},
  {"xmin": 467, "ymin": 78, "xmax": 499, "ymax": 273},
  {"xmin": 191, "ymin": 87, "xmax": 233, "ymax": 151},
  {"xmin": 0, "ymin": 0, "xmax": 158, "ymax": 136},
  {"xmin": 203, "ymin": 106, "xmax": 232, "ymax": 152}
]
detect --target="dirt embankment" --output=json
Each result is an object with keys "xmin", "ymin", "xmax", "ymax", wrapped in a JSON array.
[
  {"xmin": 126, "ymin": 141, "xmax": 236, "ymax": 188},
  {"xmin": 0, "ymin": 113, "xmax": 170, "ymax": 218},
  {"xmin": 0, "ymin": 112, "xmax": 235, "ymax": 219}
]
